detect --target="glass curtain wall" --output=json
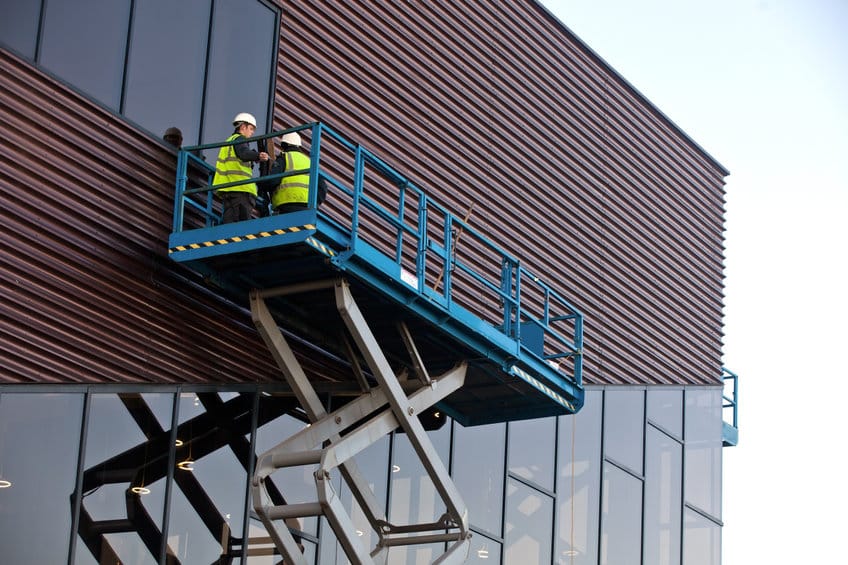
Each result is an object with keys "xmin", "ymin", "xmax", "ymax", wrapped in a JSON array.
[
  {"xmin": 0, "ymin": 384, "xmax": 724, "ymax": 565},
  {"xmin": 0, "ymin": 0, "xmax": 278, "ymax": 149}
]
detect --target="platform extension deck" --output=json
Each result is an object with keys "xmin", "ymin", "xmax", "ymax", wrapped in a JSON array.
[{"xmin": 168, "ymin": 122, "xmax": 584, "ymax": 426}]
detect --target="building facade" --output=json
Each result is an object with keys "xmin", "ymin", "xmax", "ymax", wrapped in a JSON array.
[
  {"xmin": 0, "ymin": 385, "xmax": 722, "ymax": 564},
  {"xmin": 0, "ymin": 1, "xmax": 730, "ymax": 564}
]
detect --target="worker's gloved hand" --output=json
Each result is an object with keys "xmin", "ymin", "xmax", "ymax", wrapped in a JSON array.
[{"xmin": 255, "ymin": 197, "xmax": 271, "ymax": 218}]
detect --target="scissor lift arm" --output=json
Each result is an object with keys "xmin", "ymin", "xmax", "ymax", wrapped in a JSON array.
[{"xmin": 250, "ymin": 278, "xmax": 472, "ymax": 565}]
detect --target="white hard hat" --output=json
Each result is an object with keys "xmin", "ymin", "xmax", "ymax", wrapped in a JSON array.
[
  {"xmin": 281, "ymin": 132, "xmax": 302, "ymax": 147},
  {"xmin": 232, "ymin": 112, "xmax": 257, "ymax": 127}
]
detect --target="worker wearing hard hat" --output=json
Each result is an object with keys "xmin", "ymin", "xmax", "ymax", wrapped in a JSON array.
[
  {"xmin": 213, "ymin": 112, "xmax": 269, "ymax": 224},
  {"xmin": 266, "ymin": 131, "xmax": 326, "ymax": 214}
]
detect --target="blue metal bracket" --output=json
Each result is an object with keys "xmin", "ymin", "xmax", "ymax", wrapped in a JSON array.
[{"xmin": 722, "ymin": 367, "xmax": 739, "ymax": 447}]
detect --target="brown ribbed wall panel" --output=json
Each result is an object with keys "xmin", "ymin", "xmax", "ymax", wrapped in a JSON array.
[
  {"xmin": 1, "ymin": 0, "xmax": 727, "ymax": 389},
  {"xmin": 0, "ymin": 48, "xmax": 340, "ymax": 385},
  {"xmin": 274, "ymin": 0, "xmax": 727, "ymax": 386}
]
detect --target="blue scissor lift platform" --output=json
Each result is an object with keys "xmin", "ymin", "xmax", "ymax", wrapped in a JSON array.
[{"xmin": 168, "ymin": 122, "xmax": 584, "ymax": 565}]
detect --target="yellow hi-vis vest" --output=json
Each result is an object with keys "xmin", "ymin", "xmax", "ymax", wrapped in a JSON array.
[
  {"xmin": 213, "ymin": 134, "xmax": 257, "ymax": 196},
  {"xmin": 272, "ymin": 150, "xmax": 311, "ymax": 208}
]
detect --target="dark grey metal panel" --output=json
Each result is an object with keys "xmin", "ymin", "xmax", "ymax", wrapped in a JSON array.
[{"xmin": 272, "ymin": 1, "xmax": 727, "ymax": 385}]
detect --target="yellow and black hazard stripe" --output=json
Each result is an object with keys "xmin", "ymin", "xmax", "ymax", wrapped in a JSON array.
[
  {"xmin": 168, "ymin": 224, "xmax": 316, "ymax": 254},
  {"xmin": 305, "ymin": 236, "xmax": 336, "ymax": 257},
  {"xmin": 510, "ymin": 364, "xmax": 576, "ymax": 412}
]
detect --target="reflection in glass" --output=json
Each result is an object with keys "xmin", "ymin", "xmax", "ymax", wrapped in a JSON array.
[
  {"xmin": 452, "ymin": 422, "xmax": 506, "ymax": 536},
  {"xmin": 250, "ymin": 394, "xmax": 318, "ymax": 555},
  {"xmin": 0, "ymin": 0, "xmax": 41, "ymax": 57},
  {"xmin": 334, "ymin": 434, "xmax": 390, "ymax": 564},
  {"xmin": 124, "ymin": 0, "xmax": 210, "ymax": 146},
  {"xmin": 167, "ymin": 392, "xmax": 253, "ymax": 564},
  {"xmin": 39, "ymin": 0, "xmax": 131, "ymax": 110},
  {"xmin": 645, "ymin": 426, "xmax": 682, "ymax": 565},
  {"xmin": 74, "ymin": 393, "xmax": 174, "ymax": 565},
  {"xmin": 603, "ymin": 389, "xmax": 644, "ymax": 474},
  {"xmin": 467, "ymin": 532, "xmax": 502, "ymax": 564},
  {"xmin": 508, "ymin": 417, "xmax": 556, "ymax": 491},
  {"xmin": 505, "ymin": 478, "xmax": 554, "ymax": 565},
  {"xmin": 684, "ymin": 389, "xmax": 722, "ymax": 518},
  {"xmin": 600, "ymin": 463, "xmax": 642, "ymax": 565},
  {"xmin": 387, "ymin": 424, "xmax": 451, "ymax": 564},
  {"xmin": 202, "ymin": 0, "xmax": 276, "ymax": 147},
  {"xmin": 0, "ymin": 393, "xmax": 84, "ymax": 564},
  {"xmin": 647, "ymin": 388, "xmax": 683, "ymax": 439},
  {"xmin": 556, "ymin": 389, "xmax": 602, "ymax": 564},
  {"xmin": 683, "ymin": 507, "xmax": 721, "ymax": 565}
]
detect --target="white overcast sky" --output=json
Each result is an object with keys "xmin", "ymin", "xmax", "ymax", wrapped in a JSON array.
[{"xmin": 541, "ymin": 1, "xmax": 848, "ymax": 563}]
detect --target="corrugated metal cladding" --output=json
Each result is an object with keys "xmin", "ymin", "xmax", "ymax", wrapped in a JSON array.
[
  {"xmin": 0, "ymin": 0, "xmax": 727, "ymax": 389},
  {"xmin": 274, "ymin": 0, "xmax": 727, "ymax": 386},
  {"xmin": 0, "ymin": 49, "xmax": 340, "ymax": 385}
]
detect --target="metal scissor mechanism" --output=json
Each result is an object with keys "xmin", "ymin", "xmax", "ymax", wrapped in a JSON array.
[{"xmin": 250, "ymin": 278, "xmax": 471, "ymax": 565}]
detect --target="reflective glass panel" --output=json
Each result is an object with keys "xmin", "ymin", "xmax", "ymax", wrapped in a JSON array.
[
  {"xmin": 508, "ymin": 416, "xmax": 556, "ymax": 491},
  {"xmin": 39, "ymin": 0, "xmax": 131, "ymax": 110},
  {"xmin": 74, "ymin": 393, "xmax": 174, "ymax": 565},
  {"xmin": 244, "ymin": 523, "xmax": 317, "ymax": 565},
  {"xmin": 334, "ymin": 435, "xmax": 390, "ymax": 564},
  {"xmin": 252, "ymin": 399, "xmax": 318, "ymax": 539},
  {"xmin": 0, "ymin": 0, "xmax": 41, "ymax": 57},
  {"xmin": 683, "ymin": 508, "xmax": 721, "ymax": 565},
  {"xmin": 123, "ymin": 0, "xmax": 210, "ymax": 145},
  {"xmin": 387, "ymin": 423, "xmax": 451, "ymax": 565},
  {"xmin": 645, "ymin": 426, "xmax": 682, "ymax": 565},
  {"xmin": 684, "ymin": 389, "xmax": 722, "ymax": 517},
  {"xmin": 202, "ymin": 0, "xmax": 276, "ymax": 146},
  {"xmin": 647, "ymin": 388, "xmax": 683, "ymax": 439},
  {"xmin": 0, "ymin": 392, "xmax": 84, "ymax": 564},
  {"xmin": 467, "ymin": 533, "xmax": 501, "ymax": 564},
  {"xmin": 603, "ymin": 388, "xmax": 644, "ymax": 474},
  {"xmin": 505, "ymin": 478, "xmax": 554, "ymax": 565},
  {"xmin": 167, "ymin": 392, "xmax": 253, "ymax": 564},
  {"xmin": 452, "ymin": 422, "xmax": 506, "ymax": 536},
  {"xmin": 556, "ymin": 389, "xmax": 602, "ymax": 565},
  {"xmin": 600, "ymin": 463, "xmax": 642, "ymax": 565}
]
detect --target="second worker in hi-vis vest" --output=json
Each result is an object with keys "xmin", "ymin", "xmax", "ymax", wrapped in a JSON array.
[
  {"xmin": 262, "ymin": 131, "xmax": 326, "ymax": 215},
  {"xmin": 212, "ymin": 112, "xmax": 269, "ymax": 224}
]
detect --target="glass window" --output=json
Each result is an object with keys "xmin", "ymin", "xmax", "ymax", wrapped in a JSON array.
[
  {"xmin": 387, "ymin": 423, "xmax": 451, "ymax": 565},
  {"xmin": 332, "ymin": 435, "xmax": 390, "ymax": 565},
  {"xmin": 647, "ymin": 388, "xmax": 683, "ymax": 439},
  {"xmin": 167, "ymin": 392, "xmax": 252, "ymax": 564},
  {"xmin": 600, "ymin": 463, "xmax": 642, "ymax": 565},
  {"xmin": 508, "ymin": 416, "xmax": 556, "ymax": 491},
  {"xmin": 603, "ymin": 388, "xmax": 644, "ymax": 474},
  {"xmin": 202, "ymin": 0, "xmax": 277, "ymax": 146},
  {"xmin": 313, "ymin": 436, "xmax": 391, "ymax": 565},
  {"xmin": 556, "ymin": 389, "xmax": 602, "ymax": 565},
  {"xmin": 645, "ymin": 426, "xmax": 682, "ymax": 565},
  {"xmin": 252, "ymin": 399, "xmax": 319, "ymax": 539},
  {"xmin": 74, "ymin": 393, "xmax": 174, "ymax": 565},
  {"xmin": 14, "ymin": 0, "xmax": 277, "ymax": 152},
  {"xmin": 683, "ymin": 508, "xmax": 721, "ymax": 565},
  {"xmin": 452, "ymin": 422, "xmax": 506, "ymax": 537},
  {"xmin": 39, "ymin": 0, "xmax": 131, "ymax": 110},
  {"xmin": 0, "ymin": 392, "xmax": 84, "ymax": 564},
  {"xmin": 467, "ymin": 533, "xmax": 502, "ymax": 564},
  {"xmin": 0, "ymin": 0, "xmax": 41, "ymax": 57},
  {"xmin": 504, "ymin": 478, "xmax": 554, "ymax": 565},
  {"xmin": 123, "ymin": 0, "xmax": 211, "ymax": 147},
  {"xmin": 684, "ymin": 388, "xmax": 722, "ymax": 518}
]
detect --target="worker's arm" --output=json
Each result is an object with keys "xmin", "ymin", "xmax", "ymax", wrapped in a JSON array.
[{"xmin": 233, "ymin": 136, "xmax": 267, "ymax": 163}]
